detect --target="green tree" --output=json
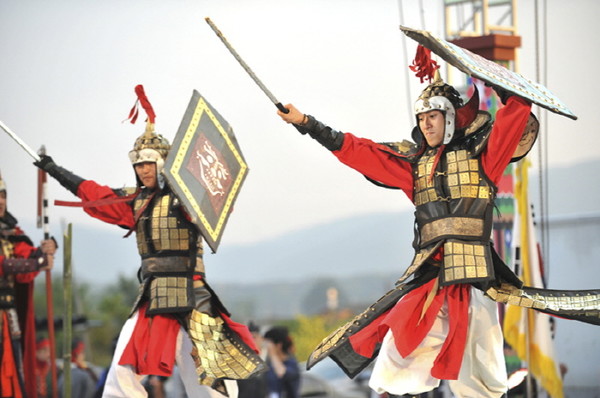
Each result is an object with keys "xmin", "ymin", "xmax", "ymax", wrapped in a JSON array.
[
  {"xmin": 286, "ymin": 314, "xmax": 351, "ymax": 362},
  {"xmin": 33, "ymin": 273, "xmax": 139, "ymax": 367}
]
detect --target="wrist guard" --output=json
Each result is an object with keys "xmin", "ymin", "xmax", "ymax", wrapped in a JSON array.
[
  {"xmin": 294, "ymin": 115, "xmax": 344, "ymax": 151},
  {"xmin": 3, "ymin": 249, "xmax": 48, "ymax": 274},
  {"xmin": 34, "ymin": 155, "xmax": 84, "ymax": 195}
]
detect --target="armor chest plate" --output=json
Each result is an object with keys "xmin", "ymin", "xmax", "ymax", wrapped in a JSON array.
[
  {"xmin": 133, "ymin": 192, "xmax": 195, "ymax": 257},
  {"xmin": 414, "ymin": 148, "xmax": 492, "ymax": 206},
  {"xmin": 412, "ymin": 147, "xmax": 496, "ymax": 249}
]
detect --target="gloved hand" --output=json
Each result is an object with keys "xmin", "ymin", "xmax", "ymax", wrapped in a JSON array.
[
  {"xmin": 34, "ymin": 154, "xmax": 57, "ymax": 172},
  {"xmin": 485, "ymin": 82, "xmax": 512, "ymax": 105},
  {"xmin": 276, "ymin": 104, "xmax": 344, "ymax": 151},
  {"xmin": 34, "ymin": 154, "xmax": 84, "ymax": 195}
]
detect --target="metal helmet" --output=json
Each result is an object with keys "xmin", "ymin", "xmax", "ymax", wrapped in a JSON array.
[
  {"xmin": 128, "ymin": 121, "xmax": 170, "ymax": 188},
  {"xmin": 414, "ymin": 70, "xmax": 478, "ymax": 145}
]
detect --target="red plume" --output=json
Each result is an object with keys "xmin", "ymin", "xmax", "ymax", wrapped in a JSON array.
[
  {"xmin": 409, "ymin": 45, "xmax": 440, "ymax": 83},
  {"xmin": 134, "ymin": 85, "xmax": 156, "ymax": 124},
  {"xmin": 124, "ymin": 84, "xmax": 156, "ymax": 124}
]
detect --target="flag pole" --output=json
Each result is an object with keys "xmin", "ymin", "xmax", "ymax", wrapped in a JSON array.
[
  {"xmin": 37, "ymin": 145, "xmax": 58, "ymax": 398},
  {"xmin": 516, "ymin": 159, "xmax": 534, "ymax": 398}
]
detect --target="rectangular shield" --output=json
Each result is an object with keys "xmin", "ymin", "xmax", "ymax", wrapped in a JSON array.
[
  {"xmin": 400, "ymin": 26, "xmax": 577, "ymax": 120},
  {"xmin": 164, "ymin": 90, "xmax": 249, "ymax": 253}
]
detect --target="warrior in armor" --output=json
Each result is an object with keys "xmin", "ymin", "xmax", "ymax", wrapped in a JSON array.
[
  {"xmin": 34, "ymin": 87, "xmax": 264, "ymax": 397},
  {"xmin": 0, "ymin": 171, "xmax": 56, "ymax": 398},
  {"xmin": 277, "ymin": 67, "xmax": 600, "ymax": 397}
]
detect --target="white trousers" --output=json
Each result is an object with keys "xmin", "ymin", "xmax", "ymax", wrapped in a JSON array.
[
  {"xmin": 369, "ymin": 288, "xmax": 507, "ymax": 398},
  {"xmin": 102, "ymin": 309, "xmax": 238, "ymax": 398}
]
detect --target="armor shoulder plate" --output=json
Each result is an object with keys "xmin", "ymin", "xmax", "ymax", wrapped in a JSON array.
[
  {"xmin": 7, "ymin": 234, "xmax": 34, "ymax": 247},
  {"xmin": 113, "ymin": 186, "xmax": 138, "ymax": 197},
  {"xmin": 379, "ymin": 139, "xmax": 421, "ymax": 162},
  {"xmin": 511, "ymin": 113, "xmax": 539, "ymax": 162},
  {"xmin": 0, "ymin": 212, "xmax": 19, "ymax": 230},
  {"xmin": 363, "ymin": 139, "xmax": 419, "ymax": 190},
  {"xmin": 460, "ymin": 111, "xmax": 493, "ymax": 156}
]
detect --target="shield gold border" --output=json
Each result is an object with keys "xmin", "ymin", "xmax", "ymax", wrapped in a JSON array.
[{"xmin": 165, "ymin": 90, "xmax": 248, "ymax": 252}]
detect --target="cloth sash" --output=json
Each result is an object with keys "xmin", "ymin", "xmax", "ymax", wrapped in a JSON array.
[
  {"xmin": 118, "ymin": 303, "xmax": 180, "ymax": 377},
  {"xmin": 1, "ymin": 312, "xmax": 23, "ymax": 398},
  {"xmin": 118, "ymin": 275, "xmax": 260, "ymax": 377},
  {"xmin": 349, "ymin": 279, "xmax": 470, "ymax": 380}
]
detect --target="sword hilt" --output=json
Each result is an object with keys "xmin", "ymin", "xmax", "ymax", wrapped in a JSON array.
[{"xmin": 275, "ymin": 103, "xmax": 289, "ymax": 114}]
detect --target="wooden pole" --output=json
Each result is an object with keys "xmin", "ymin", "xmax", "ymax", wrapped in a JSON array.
[{"xmin": 63, "ymin": 224, "xmax": 73, "ymax": 398}]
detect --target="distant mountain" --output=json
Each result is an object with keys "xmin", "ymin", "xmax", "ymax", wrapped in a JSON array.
[
  {"xmin": 207, "ymin": 211, "xmax": 417, "ymax": 320},
  {"xmin": 206, "ymin": 211, "xmax": 415, "ymax": 285},
  {"xmin": 528, "ymin": 157, "xmax": 600, "ymax": 216}
]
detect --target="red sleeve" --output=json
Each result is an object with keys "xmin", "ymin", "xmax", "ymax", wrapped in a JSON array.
[
  {"xmin": 12, "ymin": 240, "xmax": 37, "ymax": 259},
  {"xmin": 76, "ymin": 180, "xmax": 135, "ymax": 228},
  {"xmin": 333, "ymin": 133, "xmax": 415, "ymax": 201},
  {"xmin": 481, "ymin": 96, "xmax": 532, "ymax": 184}
]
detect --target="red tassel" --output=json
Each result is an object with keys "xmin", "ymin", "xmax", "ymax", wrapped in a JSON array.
[
  {"xmin": 409, "ymin": 45, "xmax": 440, "ymax": 83},
  {"xmin": 428, "ymin": 144, "xmax": 446, "ymax": 184},
  {"xmin": 123, "ymin": 100, "xmax": 140, "ymax": 124}
]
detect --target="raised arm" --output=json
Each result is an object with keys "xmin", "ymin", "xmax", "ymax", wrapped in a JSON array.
[
  {"xmin": 481, "ymin": 95, "xmax": 532, "ymax": 184},
  {"xmin": 35, "ymin": 155, "xmax": 135, "ymax": 228},
  {"xmin": 278, "ymin": 104, "xmax": 415, "ymax": 198}
]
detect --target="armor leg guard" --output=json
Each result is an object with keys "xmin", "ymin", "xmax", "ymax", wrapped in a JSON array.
[
  {"xmin": 187, "ymin": 310, "xmax": 264, "ymax": 396},
  {"xmin": 186, "ymin": 281, "xmax": 264, "ymax": 396},
  {"xmin": 486, "ymin": 283, "xmax": 600, "ymax": 325}
]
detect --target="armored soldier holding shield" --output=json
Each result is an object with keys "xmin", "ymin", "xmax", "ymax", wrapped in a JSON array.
[{"xmin": 34, "ymin": 86, "xmax": 263, "ymax": 398}]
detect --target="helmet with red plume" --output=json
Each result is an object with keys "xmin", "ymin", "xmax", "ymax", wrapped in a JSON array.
[
  {"xmin": 125, "ymin": 85, "xmax": 171, "ymax": 188},
  {"xmin": 410, "ymin": 46, "xmax": 479, "ymax": 145}
]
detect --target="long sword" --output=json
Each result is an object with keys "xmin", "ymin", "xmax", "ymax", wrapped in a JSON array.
[
  {"xmin": 0, "ymin": 119, "xmax": 41, "ymax": 162},
  {"xmin": 205, "ymin": 17, "xmax": 290, "ymax": 114}
]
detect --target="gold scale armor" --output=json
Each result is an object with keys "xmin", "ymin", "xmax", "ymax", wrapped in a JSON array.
[
  {"xmin": 129, "ymin": 188, "xmax": 264, "ymax": 393},
  {"xmin": 393, "ymin": 135, "xmax": 497, "ymax": 288},
  {"xmin": 0, "ymin": 236, "xmax": 24, "ymax": 348},
  {"xmin": 131, "ymin": 189, "xmax": 199, "ymax": 315},
  {"xmin": 413, "ymin": 146, "xmax": 494, "ymax": 285}
]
